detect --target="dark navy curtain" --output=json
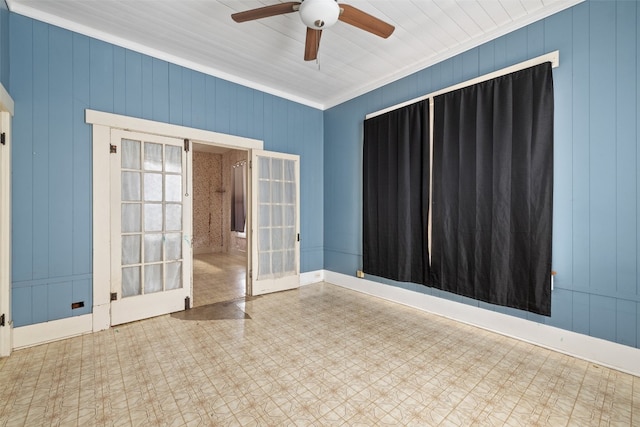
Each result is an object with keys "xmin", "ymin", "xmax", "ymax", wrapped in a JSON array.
[
  {"xmin": 231, "ymin": 163, "xmax": 246, "ymax": 232},
  {"xmin": 431, "ymin": 62, "xmax": 554, "ymax": 316},
  {"xmin": 363, "ymin": 99, "xmax": 431, "ymax": 284}
]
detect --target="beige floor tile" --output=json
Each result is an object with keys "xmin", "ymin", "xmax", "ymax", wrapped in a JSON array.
[{"xmin": 0, "ymin": 252, "xmax": 638, "ymax": 426}]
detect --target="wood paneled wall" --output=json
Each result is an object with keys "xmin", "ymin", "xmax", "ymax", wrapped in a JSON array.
[
  {"xmin": 8, "ymin": 14, "xmax": 323, "ymax": 327},
  {"xmin": 324, "ymin": 0, "xmax": 640, "ymax": 349}
]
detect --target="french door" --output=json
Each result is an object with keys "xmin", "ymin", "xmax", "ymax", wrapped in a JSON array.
[
  {"xmin": 250, "ymin": 150, "xmax": 300, "ymax": 295},
  {"xmin": 109, "ymin": 130, "xmax": 192, "ymax": 326}
]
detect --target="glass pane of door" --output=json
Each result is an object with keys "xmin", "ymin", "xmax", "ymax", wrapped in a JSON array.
[
  {"xmin": 120, "ymin": 139, "xmax": 184, "ymax": 297},
  {"xmin": 251, "ymin": 150, "xmax": 300, "ymax": 296},
  {"xmin": 257, "ymin": 157, "xmax": 297, "ymax": 280}
]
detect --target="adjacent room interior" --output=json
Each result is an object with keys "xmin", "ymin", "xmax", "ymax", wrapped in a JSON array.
[{"xmin": 192, "ymin": 143, "xmax": 248, "ymax": 309}]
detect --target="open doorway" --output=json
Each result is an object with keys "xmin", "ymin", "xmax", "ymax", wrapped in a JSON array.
[{"xmin": 192, "ymin": 143, "xmax": 247, "ymax": 308}]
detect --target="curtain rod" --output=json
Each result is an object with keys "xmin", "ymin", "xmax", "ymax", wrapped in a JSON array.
[{"xmin": 366, "ymin": 50, "xmax": 559, "ymax": 120}]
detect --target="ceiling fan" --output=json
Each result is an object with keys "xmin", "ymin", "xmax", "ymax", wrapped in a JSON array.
[{"xmin": 231, "ymin": 0, "xmax": 395, "ymax": 61}]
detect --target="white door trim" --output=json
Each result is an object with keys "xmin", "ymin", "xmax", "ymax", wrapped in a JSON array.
[
  {"xmin": 0, "ymin": 112, "xmax": 12, "ymax": 356},
  {"xmin": 86, "ymin": 110, "xmax": 262, "ymax": 151},
  {"xmin": 88, "ymin": 109, "xmax": 263, "ymax": 331},
  {"xmin": 0, "ymin": 83, "xmax": 14, "ymax": 356}
]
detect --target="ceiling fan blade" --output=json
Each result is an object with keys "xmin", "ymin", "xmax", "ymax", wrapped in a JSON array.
[
  {"xmin": 304, "ymin": 28, "xmax": 322, "ymax": 61},
  {"xmin": 338, "ymin": 4, "xmax": 395, "ymax": 38},
  {"xmin": 231, "ymin": 2, "xmax": 301, "ymax": 23}
]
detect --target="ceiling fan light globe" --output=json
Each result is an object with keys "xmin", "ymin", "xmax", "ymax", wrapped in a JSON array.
[{"xmin": 299, "ymin": 0, "xmax": 339, "ymax": 29}]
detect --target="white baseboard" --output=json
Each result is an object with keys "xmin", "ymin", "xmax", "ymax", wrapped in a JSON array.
[
  {"xmin": 12, "ymin": 315, "xmax": 93, "ymax": 350},
  {"xmin": 13, "ymin": 270, "xmax": 637, "ymax": 378},
  {"xmin": 324, "ymin": 270, "xmax": 640, "ymax": 377},
  {"xmin": 300, "ymin": 270, "xmax": 324, "ymax": 286},
  {"xmin": 9, "ymin": 272, "xmax": 323, "ymax": 351}
]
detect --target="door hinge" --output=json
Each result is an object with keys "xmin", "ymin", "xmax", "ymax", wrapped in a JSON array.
[
  {"xmin": 249, "ymin": 160, "xmax": 252, "ymax": 169},
  {"xmin": 184, "ymin": 138, "xmax": 190, "ymax": 152},
  {"xmin": 110, "ymin": 292, "xmax": 117, "ymax": 301},
  {"xmin": 0, "ymin": 132, "xmax": 5, "ymax": 146},
  {"xmin": 0, "ymin": 313, "xmax": 5, "ymax": 327},
  {"xmin": 249, "ymin": 269, "xmax": 252, "ymax": 279},
  {"xmin": 110, "ymin": 144, "xmax": 117, "ymax": 154},
  {"xmin": 297, "ymin": 233, "xmax": 300, "ymax": 242}
]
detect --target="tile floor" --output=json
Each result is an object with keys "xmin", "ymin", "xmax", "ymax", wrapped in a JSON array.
[
  {"xmin": 0, "ymin": 252, "xmax": 638, "ymax": 426},
  {"xmin": 191, "ymin": 251, "xmax": 247, "ymax": 308}
]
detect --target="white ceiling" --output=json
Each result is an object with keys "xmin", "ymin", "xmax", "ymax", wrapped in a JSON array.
[{"xmin": 6, "ymin": 0, "xmax": 582, "ymax": 110}]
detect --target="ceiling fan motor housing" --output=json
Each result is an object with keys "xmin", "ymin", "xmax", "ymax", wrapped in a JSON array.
[{"xmin": 299, "ymin": 0, "xmax": 339, "ymax": 29}]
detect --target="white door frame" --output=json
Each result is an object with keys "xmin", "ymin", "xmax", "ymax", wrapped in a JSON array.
[
  {"xmin": 87, "ymin": 110, "xmax": 262, "ymax": 330},
  {"xmin": 0, "ymin": 84, "xmax": 14, "ymax": 357}
]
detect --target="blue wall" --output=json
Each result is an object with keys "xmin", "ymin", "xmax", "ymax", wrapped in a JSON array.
[
  {"xmin": 0, "ymin": 1, "xmax": 8, "ymax": 87},
  {"xmin": 8, "ymin": 14, "xmax": 324, "ymax": 327},
  {"xmin": 324, "ymin": 0, "xmax": 640, "ymax": 349}
]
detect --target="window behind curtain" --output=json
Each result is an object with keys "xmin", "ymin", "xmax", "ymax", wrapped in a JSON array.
[
  {"xmin": 363, "ymin": 99, "xmax": 431, "ymax": 284},
  {"xmin": 431, "ymin": 62, "xmax": 554, "ymax": 316}
]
